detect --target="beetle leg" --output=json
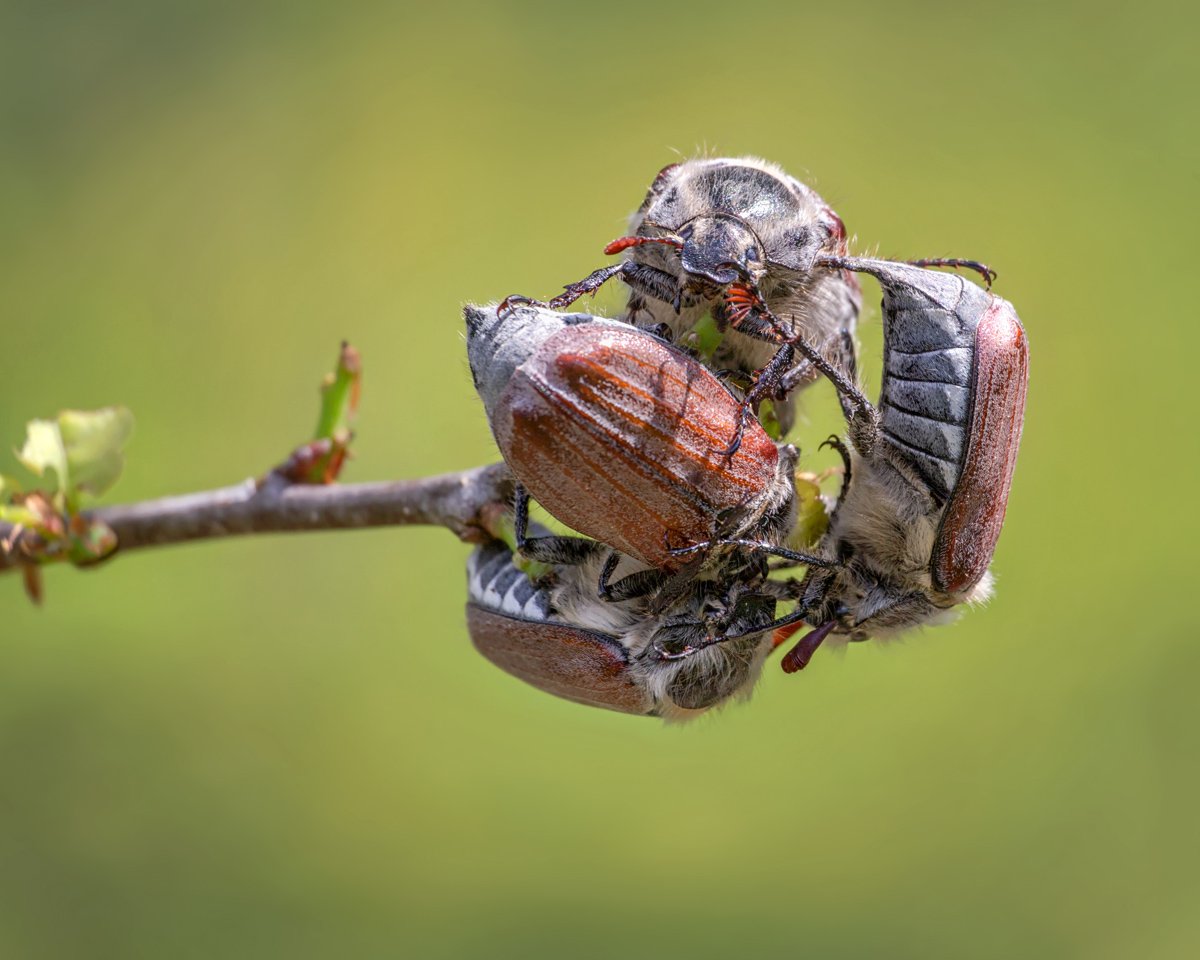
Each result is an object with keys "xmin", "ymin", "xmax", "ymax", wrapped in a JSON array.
[
  {"xmin": 597, "ymin": 551, "xmax": 672, "ymax": 602},
  {"xmin": 819, "ymin": 434, "xmax": 853, "ymax": 515},
  {"xmin": 497, "ymin": 293, "xmax": 544, "ymax": 316},
  {"xmin": 835, "ymin": 329, "xmax": 861, "ymax": 424},
  {"xmin": 778, "ymin": 322, "xmax": 878, "ymax": 453},
  {"xmin": 517, "ymin": 260, "xmax": 687, "ymax": 316},
  {"xmin": 722, "ymin": 343, "xmax": 796, "ymax": 455},
  {"xmin": 719, "ymin": 285, "xmax": 872, "ymax": 442},
  {"xmin": 499, "ymin": 262, "xmax": 633, "ymax": 317},
  {"xmin": 905, "ymin": 258, "xmax": 997, "ymax": 290},
  {"xmin": 819, "ymin": 253, "xmax": 997, "ymax": 290},
  {"xmin": 513, "ymin": 485, "xmax": 602, "ymax": 566},
  {"xmin": 653, "ymin": 603, "xmax": 819, "ymax": 661},
  {"xmin": 512, "ymin": 484, "xmax": 531, "ymax": 542},
  {"xmin": 544, "ymin": 262, "xmax": 629, "ymax": 310},
  {"xmin": 782, "ymin": 330, "xmax": 860, "ymax": 424},
  {"xmin": 621, "ymin": 262, "xmax": 690, "ymax": 309},
  {"xmin": 786, "ymin": 327, "xmax": 873, "ymax": 416},
  {"xmin": 517, "ymin": 534, "xmax": 599, "ymax": 566},
  {"xmin": 667, "ymin": 536, "xmax": 836, "ymax": 569}
]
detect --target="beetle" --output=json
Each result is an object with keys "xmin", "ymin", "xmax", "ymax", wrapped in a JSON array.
[
  {"xmin": 501, "ymin": 157, "xmax": 996, "ymax": 452},
  {"xmin": 660, "ymin": 257, "xmax": 1028, "ymax": 672},
  {"xmin": 500, "ymin": 157, "xmax": 865, "ymax": 442},
  {"xmin": 465, "ymin": 301, "xmax": 830, "ymax": 579},
  {"xmin": 466, "ymin": 536, "xmax": 784, "ymax": 718}
]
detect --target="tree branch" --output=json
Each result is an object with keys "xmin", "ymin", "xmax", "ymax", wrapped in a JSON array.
[{"xmin": 0, "ymin": 463, "xmax": 514, "ymax": 573}]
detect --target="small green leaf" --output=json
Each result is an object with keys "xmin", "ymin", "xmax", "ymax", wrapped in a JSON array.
[
  {"xmin": 485, "ymin": 510, "xmax": 553, "ymax": 582},
  {"xmin": 689, "ymin": 311, "xmax": 724, "ymax": 361},
  {"xmin": 12, "ymin": 407, "xmax": 133, "ymax": 509},
  {"xmin": 758, "ymin": 399, "xmax": 783, "ymax": 440},
  {"xmin": 0, "ymin": 503, "xmax": 41, "ymax": 527},
  {"xmin": 57, "ymin": 406, "xmax": 134, "ymax": 500},
  {"xmin": 789, "ymin": 474, "xmax": 830, "ymax": 550},
  {"xmin": 15, "ymin": 419, "xmax": 69, "ymax": 492},
  {"xmin": 0, "ymin": 474, "xmax": 22, "ymax": 500},
  {"xmin": 314, "ymin": 342, "xmax": 361, "ymax": 442},
  {"xmin": 281, "ymin": 343, "xmax": 362, "ymax": 484}
]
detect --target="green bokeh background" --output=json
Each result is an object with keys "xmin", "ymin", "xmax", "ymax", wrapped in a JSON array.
[{"xmin": 2, "ymin": 2, "xmax": 1195, "ymax": 957}]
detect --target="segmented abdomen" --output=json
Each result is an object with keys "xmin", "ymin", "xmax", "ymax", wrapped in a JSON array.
[
  {"xmin": 465, "ymin": 541, "xmax": 655, "ymax": 716},
  {"xmin": 466, "ymin": 539, "xmax": 553, "ymax": 624},
  {"xmin": 874, "ymin": 264, "xmax": 994, "ymax": 500}
]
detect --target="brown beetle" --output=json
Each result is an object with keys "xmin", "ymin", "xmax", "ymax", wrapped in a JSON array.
[
  {"xmin": 662, "ymin": 258, "xmax": 1028, "ymax": 672},
  {"xmin": 465, "ymin": 302, "xmax": 826, "ymax": 577},
  {"xmin": 466, "ymin": 537, "xmax": 782, "ymax": 719}
]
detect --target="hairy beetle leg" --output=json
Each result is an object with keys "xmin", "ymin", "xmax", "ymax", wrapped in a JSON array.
[
  {"xmin": 512, "ymin": 484, "xmax": 596, "ymax": 566},
  {"xmin": 781, "ymin": 328, "xmax": 878, "ymax": 452},
  {"xmin": 668, "ymin": 536, "xmax": 836, "ymax": 569},
  {"xmin": 533, "ymin": 259, "xmax": 688, "ymax": 315},
  {"xmin": 723, "ymin": 342, "xmax": 797, "ymax": 455},
  {"xmin": 545, "ymin": 263, "xmax": 629, "ymax": 310},
  {"xmin": 819, "ymin": 434, "xmax": 853, "ymax": 514},
  {"xmin": 818, "ymin": 253, "xmax": 997, "ymax": 291},
  {"xmin": 596, "ymin": 551, "xmax": 671, "ymax": 602},
  {"xmin": 655, "ymin": 603, "xmax": 826, "ymax": 663},
  {"xmin": 906, "ymin": 258, "xmax": 997, "ymax": 290},
  {"xmin": 719, "ymin": 287, "xmax": 874, "ymax": 449},
  {"xmin": 782, "ymin": 329, "xmax": 861, "ymax": 425}
]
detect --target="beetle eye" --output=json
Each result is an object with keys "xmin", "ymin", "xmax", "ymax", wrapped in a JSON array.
[
  {"xmin": 821, "ymin": 208, "xmax": 847, "ymax": 245},
  {"xmin": 745, "ymin": 245, "xmax": 759, "ymax": 263}
]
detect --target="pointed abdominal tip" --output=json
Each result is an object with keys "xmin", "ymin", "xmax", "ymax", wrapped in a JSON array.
[{"xmin": 781, "ymin": 621, "xmax": 837, "ymax": 674}]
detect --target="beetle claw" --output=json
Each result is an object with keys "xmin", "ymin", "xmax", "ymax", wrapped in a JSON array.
[
  {"xmin": 498, "ymin": 294, "xmax": 544, "ymax": 317},
  {"xmin": 653, "ymin": 638, "xmax": 715, "ymax": 661},
  {"xmin": 721, "ymin": 408, "xmax": 750, "ymax": 457},
  {"xmin": 666, "ymin": 539, "xmax": 710, "ymax": 558}
]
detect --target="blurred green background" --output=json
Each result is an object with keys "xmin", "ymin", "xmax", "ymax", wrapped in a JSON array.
[{"xmin": 1, "ymin": 1, "xmax": 1196, "ymax": 957}]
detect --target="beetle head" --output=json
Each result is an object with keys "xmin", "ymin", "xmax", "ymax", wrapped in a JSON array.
[
  {"xmin": 676, "ymin": 214, "xmax": 766, "ymax": 286},
  {"xmin": 798, "ymin": 556, "xmax": 963, "ymax": 644},
  {"xmin": 605, "ymin": 213, "xmax": 766, "ymax": 288}
]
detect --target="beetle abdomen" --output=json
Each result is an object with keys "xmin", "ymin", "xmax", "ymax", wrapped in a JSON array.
[
  {"xmin": 931, "ymin": 299, "xmax": 1028, "ymax": 594},
  {"xmin": 829, "ymin": 258, "xmax": 991, "ymax": 500},
  {"xmin": 467, "ymin": 608, "xmax": 654, "ymax": 715},
  {"xmin": 829, "ymin": 257, "xmax": 1028, "ymax": 595},
  {"xmin": 878, "ymin": 266, "xmax": 995, "ymax": 499},
  {"xmin": 491, "ymin": 322, "xmax": 780, "ymax": 569},
  {"xmin": 465, "ymin": 303, "xmax": 629, "ymax": 416},
  {"xmin": 466, "ymin": 538, "xmax": 553, "ymax": 623},
  {"xmin": 465, "ymin": 541, "xmax": 655, "ymax": 715}
]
